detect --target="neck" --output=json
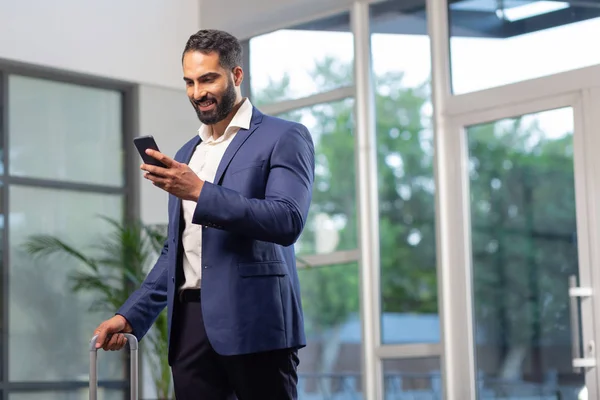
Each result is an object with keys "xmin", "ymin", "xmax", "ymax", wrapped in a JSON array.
[{"xmin": 211, "ymin": 97, "xmax": 245, "ymax": 139}]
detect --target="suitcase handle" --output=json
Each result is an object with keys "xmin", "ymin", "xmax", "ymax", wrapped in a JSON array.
[{"xmin": 89, "ymin": 333, "xmax": 139, "ymax": 400}]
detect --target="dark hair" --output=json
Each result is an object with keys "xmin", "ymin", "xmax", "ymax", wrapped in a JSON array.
[{"xmin": 182, "ymin": 29, "xmax": 243, "ymax": 71}]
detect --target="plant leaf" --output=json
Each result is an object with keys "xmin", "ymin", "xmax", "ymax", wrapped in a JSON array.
[{"xmin": 23, "ymin": 235, "xmax": 99, "ymax": 272}]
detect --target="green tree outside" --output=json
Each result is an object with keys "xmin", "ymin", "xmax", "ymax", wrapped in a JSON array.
[{"xmin": 253, "ymin": 55, "xmax": 577, "ymax": 383}]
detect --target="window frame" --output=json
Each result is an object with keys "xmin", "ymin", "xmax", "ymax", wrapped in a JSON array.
[{"xmin": 0, "ymin": 59, "xmax": 137, "ymax": 397}]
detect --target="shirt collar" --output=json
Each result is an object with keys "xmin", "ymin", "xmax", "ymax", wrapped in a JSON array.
[{"xmin": 198, "ymin": 98, "xmax": 253, "ymax": 143}]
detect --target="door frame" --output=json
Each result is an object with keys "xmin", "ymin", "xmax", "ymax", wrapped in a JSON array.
[
  {"xmin": 438, "ymin": 87, "xmax": 600, "ymax": 399},
  {"xmin": 583, "ymin": 86, "xmax": 600, "ymax": 398}
]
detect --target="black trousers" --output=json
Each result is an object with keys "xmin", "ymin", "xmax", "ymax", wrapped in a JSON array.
[{"xmin": 170, "ymin": 290, "xmax": 299, "ymax": 400}]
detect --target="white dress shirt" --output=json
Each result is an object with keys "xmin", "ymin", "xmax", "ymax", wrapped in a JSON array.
[{"xmin": 179, "ymin": 98, "xmax": 253, "ymax": 290}]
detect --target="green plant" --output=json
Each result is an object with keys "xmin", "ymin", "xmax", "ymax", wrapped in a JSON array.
[{"xmin": 23, "ymin": 215, "xmax": 172, "ymax": 399}]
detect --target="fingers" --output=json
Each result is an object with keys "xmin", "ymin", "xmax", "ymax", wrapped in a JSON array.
[
  {"xmin": 143, "ymin": 173, "xmax": 170, "ymax": 192},
  {"xmin": 145, "ymin": 149, "xmax": 175, "ymax": 168},
  {"xmin": 94, "ymin": 325, "xmax": 108, "ymax": 349},
  {"xmin": 141, "ymin": 163, "xmax": 169, "ymax": 177},
  {"xmin": 106, "ymin": 333, "xmax": 128, "ymax": 351},
  {"xmin": 143, "ymin": 170, "xmax": 166, "ymax": 185},
  {"xmin": 94, "ymin": 321, "xmax": 129, "ymax": 351},
  {"xmin": 141, "ymin": 157, "xmax": 181, "ymax": 177},
  {"xmin": 95, "ymin": 330, "xmax": 128, "ymax": 351}
]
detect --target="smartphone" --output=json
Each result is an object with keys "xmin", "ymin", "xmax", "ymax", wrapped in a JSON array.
[{"xmin": 133, "ymin": 135, "xmax": 168, "ymax": 168}]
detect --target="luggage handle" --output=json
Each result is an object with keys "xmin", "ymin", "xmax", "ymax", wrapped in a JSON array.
[{"xmin": 89, "ymin": 333, "xmax": 139, "ymax": 400}]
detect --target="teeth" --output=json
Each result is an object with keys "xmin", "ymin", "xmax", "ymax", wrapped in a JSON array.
[{"xmin": 200, "ymin": 101, "xmax": 214, "ymax": 107}]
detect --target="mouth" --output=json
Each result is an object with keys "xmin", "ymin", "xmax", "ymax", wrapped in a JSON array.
[{"xmin": 197, "ymin": 99, "xmax": 216, "ymax": 112}]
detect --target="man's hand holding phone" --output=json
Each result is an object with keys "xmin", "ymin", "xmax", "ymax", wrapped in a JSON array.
[
  {"xmin": 141, "ymin": 148, "xmax": 204, "ymax": 201},
  {"xmin": 134, "ymin": 136, "xmax": 204, "ymax": 201}
]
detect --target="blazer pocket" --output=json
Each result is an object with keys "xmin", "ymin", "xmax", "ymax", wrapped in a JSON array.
[
  {"xmin": 238, "ymin": 261, "xmax": 287, "ymax": 277},
  {"xmin": 229, "ymin": 160, "xmax": 265, "ymax": 176}
]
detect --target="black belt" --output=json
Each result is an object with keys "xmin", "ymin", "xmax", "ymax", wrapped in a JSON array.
[{"xmin": 179, "ymin": 288, "xmax": 201, "ymax": 302}]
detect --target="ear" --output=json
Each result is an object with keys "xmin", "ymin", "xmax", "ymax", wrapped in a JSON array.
[{"xmin": 232, "ymin": 66, "xmax": 244, "ymax": 87}]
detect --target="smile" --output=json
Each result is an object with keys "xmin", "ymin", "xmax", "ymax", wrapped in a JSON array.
[{"xmin": 197, "ymin": 100, "xmax": 216, "ymax": 112}]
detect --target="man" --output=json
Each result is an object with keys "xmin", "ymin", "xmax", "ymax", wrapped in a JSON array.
[{"xmin": 92, "ymin": 29, "xmax": 314, "ymax": 400}]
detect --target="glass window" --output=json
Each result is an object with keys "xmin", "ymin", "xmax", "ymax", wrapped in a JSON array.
[
  {"xmin": 297, "ymin": 262, "xmax": 361, "ymax": 399},
  {"xmin": 448, "ymin": 0, "xmax": 600, "ymax": 94},
  {"xmin": 383, "ymin": 357, "xmax": 442, "ymax": 399},
  {"xmin": 275, "ymin": 99, "xmax": 357, "ymax": 256},
  {"xmin": 370, "ymin": 0, "xmax": 439, "ymax": 345},
  {"xmin": 467, "ymin": 108, "xmax": 587, "ymax": 398},
  {"xmin": 8, "ymin": 186, "xmax": 124, "ymax": 382},
  {"xmin": 8, "ymin": 75, "xmax": 123, "ymax": 186},
  {"xmin": 249, "ymin": 12, "xmax": 354, "ymax": 105}
]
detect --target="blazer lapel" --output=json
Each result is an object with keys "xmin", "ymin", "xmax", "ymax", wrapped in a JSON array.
[{"xmin": 213, "ymin": 109, "xmax": 263, "ymax": 185}]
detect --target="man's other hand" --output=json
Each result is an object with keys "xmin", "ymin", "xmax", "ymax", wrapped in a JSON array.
[
  {"xmin": 93, "ymin": 315, "xmax": 133, "ymax": 351},
  {"xmin": 141, "ymin": 149, "xmax": 204, "ymax": 201}
]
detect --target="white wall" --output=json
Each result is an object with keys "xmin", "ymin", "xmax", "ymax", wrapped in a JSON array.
[
  {"xmin": 0, "ymin": 0, "xmax": 200, "ymax": 89},
  {"xmin": 199, "ymin": 0, "xmax": 353, "ymax": 39}
]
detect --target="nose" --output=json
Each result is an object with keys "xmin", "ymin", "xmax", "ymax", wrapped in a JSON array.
[
  {"xmin": 194, "ymin": 90, "xmax": 204, "ymax": 101},
  {"xmin": 192, "ymin": 84, "xmax": 206, "ymax": 101}
]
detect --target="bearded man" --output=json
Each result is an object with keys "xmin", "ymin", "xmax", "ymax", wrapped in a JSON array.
[{"xmin": 93, "ymin": 29, "xmax": 314, "ymax": 400}]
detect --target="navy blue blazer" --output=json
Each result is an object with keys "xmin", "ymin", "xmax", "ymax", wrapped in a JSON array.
[{"xmin": 116, "ymin": 107, "xmax": 314, "ymax": 359}]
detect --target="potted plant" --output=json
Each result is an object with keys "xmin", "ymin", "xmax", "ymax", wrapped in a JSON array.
[{"xmin": 23, "ymin": 215, "xmax": 173, "ymax": 399}]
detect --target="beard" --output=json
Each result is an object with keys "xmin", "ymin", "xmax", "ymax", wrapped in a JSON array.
[{"xmin": 191, "ymin": 77, "xmax": 237, "ymax": 125}]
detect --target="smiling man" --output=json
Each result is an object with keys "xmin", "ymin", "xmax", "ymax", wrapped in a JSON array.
[{"xmin": 92, "ymin": 29, "xmax": 315, "ymax": 400}]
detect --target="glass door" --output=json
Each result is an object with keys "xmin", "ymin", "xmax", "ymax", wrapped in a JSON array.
[{"xmin": 445, "ymin": 92, "xmax": 600, "ymax": 400}]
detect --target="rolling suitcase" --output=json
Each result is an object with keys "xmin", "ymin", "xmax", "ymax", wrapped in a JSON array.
[{"xmin": 89, "ymin": 333, "xmax": 139, "ymax": 400}]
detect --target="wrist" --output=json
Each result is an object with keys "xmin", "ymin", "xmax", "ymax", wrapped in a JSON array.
[
  {"xmin": 191, "ymin": 180, "xmax": 204, "ymax": 201},
  {"xmin": 115, "ymin": 314, "xmax": 133, "ymax": 333}
]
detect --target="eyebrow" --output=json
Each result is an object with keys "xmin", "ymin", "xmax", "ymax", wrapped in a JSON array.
[{"xmin": 183, "ymin": 72, "xmax": 221, "ymax": 82}]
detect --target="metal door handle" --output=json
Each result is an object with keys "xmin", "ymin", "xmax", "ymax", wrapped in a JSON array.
[{"xmin": 569, "ymin": 275, "xmax": 595, "ymax": 372}]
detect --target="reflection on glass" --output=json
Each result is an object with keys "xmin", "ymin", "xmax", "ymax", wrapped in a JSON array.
[
  {"xmin": 297, "ymin": 262, "xmax": 360, "ymax": 399},
  {"xmin": 383, "ymin": 357, "xmax": 442, "ymax": 399},
  {"xmin": 249, "ymin": 12, "xmax": 354, "ymax": 104},
  {"xmin": 468, "ymin": 108, "xmax": 586, "ymax": 398},
  {"xmin": 275, "ymin": 100, "xmax": 357, "ymax": 256},
  {"xmin": 9, "ymin": 187, "xmax": 124, "ymax": 381},
  {"xmin": 448, "ymin": 0, "xmax": 600, "ymax": 94},
  {"xmin": 371, "ymin": 1, "xmax": 438, "ymax": 345},
  {"xmin": 8, "ymin": 75, "xmax": 123, "ymax": 186}
]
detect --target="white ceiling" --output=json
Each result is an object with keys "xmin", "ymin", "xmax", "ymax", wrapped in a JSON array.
[{"xmin": 199, "ymin": 0, "xmax": 356, "ymax": 39}]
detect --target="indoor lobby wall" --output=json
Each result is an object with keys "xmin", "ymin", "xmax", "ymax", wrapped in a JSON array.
[{"xmin": 0, "ymin": 0, "xmax": 200, "ymax": 89}]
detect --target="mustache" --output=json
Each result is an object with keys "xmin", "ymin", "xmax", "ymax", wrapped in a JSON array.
[{"xmin": 193, "ymin": 95, "xmax": 217, "ymax": 106}]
